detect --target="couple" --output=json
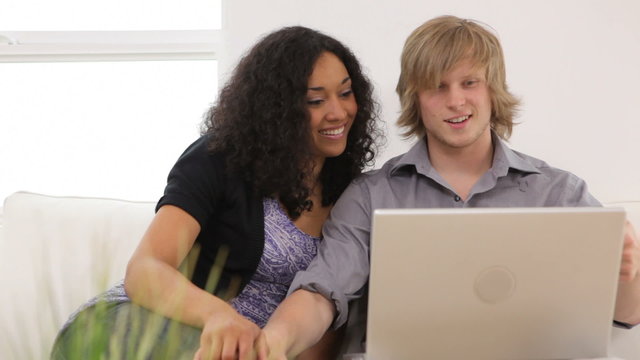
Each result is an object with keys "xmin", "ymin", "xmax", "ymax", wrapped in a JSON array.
[{"xmin": 52, "ymin": 15, "xmax": 640, "ymax": 360}]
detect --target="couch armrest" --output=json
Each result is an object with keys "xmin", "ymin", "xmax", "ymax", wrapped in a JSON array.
[{"xmin": 0, "ymin": 191, "xmax": 155, "ymax": 360}]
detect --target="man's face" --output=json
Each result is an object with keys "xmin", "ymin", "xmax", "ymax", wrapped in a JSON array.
[{"xmin": 417, "ymin": 59, "xmax": 492, "ymax": 153}]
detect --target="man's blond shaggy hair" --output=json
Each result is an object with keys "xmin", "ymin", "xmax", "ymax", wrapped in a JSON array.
[{"xmin": 396, "ymin": 15, "xmax": 520, "ymax": 140}]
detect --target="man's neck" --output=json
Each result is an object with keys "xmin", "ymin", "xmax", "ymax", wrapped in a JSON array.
[{"xmin": 426, "ymin": 133, "xmax": 494, "ymax": 200}]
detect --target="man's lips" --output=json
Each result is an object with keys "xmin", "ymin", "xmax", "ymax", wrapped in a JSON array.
[{"xmin": 445, "ymin": 114, "xmax": 471, "ymax": 124}]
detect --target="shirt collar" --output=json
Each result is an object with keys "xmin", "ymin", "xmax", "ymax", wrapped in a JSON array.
[
  {"xmin": 390, "ymin": 131, "xmax": 541, "ymax": 178},
  {"xmin": 390, "ymin": 136, "xmax": 435, "ymax": 178},
  {"xmin": 491, "ymin": 132, "xmax": 541, "ymax": 176}
]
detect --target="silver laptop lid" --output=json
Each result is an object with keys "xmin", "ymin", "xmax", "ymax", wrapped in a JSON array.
[{"xmin": 366, "ymin": 207, "xmax": 625, "ymax": 360}]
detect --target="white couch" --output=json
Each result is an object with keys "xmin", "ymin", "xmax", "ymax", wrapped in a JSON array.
[
  {"xmin": 0, "ymin": 192, "xmax": 155, "ymax": 360},
  {"xmin": 1, "ymin": 191, "xmax": 639, "ymax": 360}
]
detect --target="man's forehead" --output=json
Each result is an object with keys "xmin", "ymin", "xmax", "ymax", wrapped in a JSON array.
[
  {"xmin": 446, "ymin": 57, "xmax": 486, "ymax": 73},
  {"xmin": 430, "ymin": 59, "xmax": 486, "ymax": 82}
]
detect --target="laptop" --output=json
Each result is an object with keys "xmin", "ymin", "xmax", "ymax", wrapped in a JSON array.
[{"xmin": 366, "ymin": 207, "xmax": 626, "ymax": 360}]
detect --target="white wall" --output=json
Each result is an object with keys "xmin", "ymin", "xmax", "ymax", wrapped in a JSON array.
[{"xmin": 220, "ymin": 0, "xmax": 640, "ymax": 204}]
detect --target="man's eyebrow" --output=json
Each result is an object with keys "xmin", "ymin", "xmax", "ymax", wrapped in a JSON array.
[{"xmin": 308, "ymin": 76, "xmax": 351, "ymax": 91}]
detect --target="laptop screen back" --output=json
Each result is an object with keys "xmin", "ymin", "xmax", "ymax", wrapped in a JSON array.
[{"xmin": 366, "ymin": 207, "xmax": 625, "ymax": 360}]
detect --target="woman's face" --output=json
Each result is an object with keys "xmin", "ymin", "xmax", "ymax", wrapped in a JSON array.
[{"xmin": 306, "ymin": 51, "xmax": 357, "ymax": 164}]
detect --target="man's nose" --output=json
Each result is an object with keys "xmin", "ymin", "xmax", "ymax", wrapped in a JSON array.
[{"xmin": 446, "ymin": 88, "xmax": 466, "ymax": 109}]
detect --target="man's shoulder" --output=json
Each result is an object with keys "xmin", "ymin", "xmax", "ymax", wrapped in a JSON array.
[
  {"xmin": 510, "ymin": 148, "xmax": 584, "ymax": 184},
  {"xmin": 508, "ymin": 147, "xmax": 599, "ymax": 206},
  {"xmin": 354, "ymin": 152, "xmax": 407, "ymax": 185}
]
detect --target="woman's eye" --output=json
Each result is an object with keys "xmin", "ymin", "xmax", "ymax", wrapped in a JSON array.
[
  {"xmin": 340, "ymin": 89, "xmax": 353, "ymax": 98},
  {"xmin": 306, "ymin": 99, "xmax": 324, "ymax": 106},
  {"xmin": 464, "ymin": 80, "xmax": 478, "ymax": 87}
]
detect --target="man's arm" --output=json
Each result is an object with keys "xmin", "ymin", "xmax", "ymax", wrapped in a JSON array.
[
  {"xmin": 557, "ymin": 175, "xmax": 640, "ymax": 326},
  {"xmin": 614, "ymin": 220, "xmax": 640, "ymax": 325},
  {"xmin": 262, "ymin": 178, "xmax": 375, "ymax": 358},
  {"xmin": 262, "ymin": 290, "xmax": 336, "ymax": 359}
]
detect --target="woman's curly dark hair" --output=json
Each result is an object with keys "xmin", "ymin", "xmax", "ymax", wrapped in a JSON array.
[{"xmin": 203, "ymin": 26, "xmax": 382, "ymax": 218}]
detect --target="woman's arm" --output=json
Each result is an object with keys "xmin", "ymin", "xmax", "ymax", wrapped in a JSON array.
[{"xmin": 124, "ymin": 204, "xmax": 265, "ymax": 360}]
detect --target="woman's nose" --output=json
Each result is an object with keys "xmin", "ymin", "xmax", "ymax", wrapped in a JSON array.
[{"xmin": 326, "ymin": 97, "xmax": 348, "ymax": 121}]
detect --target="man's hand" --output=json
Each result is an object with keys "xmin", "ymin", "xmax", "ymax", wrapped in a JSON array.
[
  {"xmin": 261, "ymin": 289, "xmax": 337, "ymax": 359},
  {"xmin": 263, "ymin": 329, "xmax": 289, "ymax": 360},
  {"xmin": 619, "ymin": 220, "xmax": 640, "ymax": 283},
  {"xmin": 614, "ymin": 220, "xmax": 640, "ymax": 325},
  {"xmin": 193, "ymin": 309, "xmax": 267, "ymax": 360}
]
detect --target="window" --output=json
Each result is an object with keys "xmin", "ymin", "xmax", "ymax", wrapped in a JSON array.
[
  {"xmin": 0, "ymin": 0, "xmax": 221, "ymax": 201},
  {"xmin": 1, "ymin": 0, "xmax": 221, "ymax": 30}
]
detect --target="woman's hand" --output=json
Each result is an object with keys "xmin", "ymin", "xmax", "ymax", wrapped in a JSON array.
[{"xmin": 194, "ymin": 309, "xmax": 268, "ymax": 360}]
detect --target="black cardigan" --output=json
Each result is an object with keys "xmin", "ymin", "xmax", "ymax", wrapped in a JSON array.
[{"xmin": 157, "ymin": 135, "xmax": 265, "ymax": 299}]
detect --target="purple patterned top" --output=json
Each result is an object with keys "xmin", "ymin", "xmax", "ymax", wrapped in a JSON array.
[{"xmin": 229, "ymin": 197, "xmax": 321, "ymax": 327}]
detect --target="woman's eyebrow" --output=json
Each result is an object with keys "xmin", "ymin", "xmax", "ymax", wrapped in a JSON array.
[{"xmin": 308, "ymin": 76, "xmax": 351, "ymax": 91}]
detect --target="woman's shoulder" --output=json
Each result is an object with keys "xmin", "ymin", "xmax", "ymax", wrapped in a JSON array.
[
  {"xmin": 171, "ymin": 134, "xmax": 234, "ymax": 175},
  {"xmin": 180, "ymin": 134, "xmax": 224, "ymax": 159}
]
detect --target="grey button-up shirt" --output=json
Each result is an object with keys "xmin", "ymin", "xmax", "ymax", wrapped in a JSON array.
[{"xmin": 289, "ymin": 132, "xmax": 600, "ymax": 329}]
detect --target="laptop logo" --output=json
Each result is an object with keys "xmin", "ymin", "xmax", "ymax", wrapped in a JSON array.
[{"xmin": 474, "ymin": 266, "xmax": 516, "ymax": 304}]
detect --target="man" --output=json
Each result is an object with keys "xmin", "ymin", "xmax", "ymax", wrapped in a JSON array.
[{"xmin": 262, "ymin": 15, "xmax": 640, "ymax": 358}]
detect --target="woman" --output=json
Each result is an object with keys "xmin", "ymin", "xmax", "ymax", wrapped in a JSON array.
[{"xmin": 51, "ymin": 26, "xmax": 380, "ymax": 360}]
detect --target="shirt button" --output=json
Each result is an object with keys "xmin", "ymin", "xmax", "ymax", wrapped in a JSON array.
[{"xmin": 454, "ymin": 195, "xmax": 461, "ymax": 202}]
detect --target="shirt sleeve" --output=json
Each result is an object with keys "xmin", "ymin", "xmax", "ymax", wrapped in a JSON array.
[
  {"xmin": 551, "ymin": 171, "xmax": 601, "ymax": 207},
  {"xmin": 287, "ymin": 177, "xmax": 373, "ymax": 329},
  {"xmin": 156, "ymin": 135, "xmax": 224, "ymax": 227}
]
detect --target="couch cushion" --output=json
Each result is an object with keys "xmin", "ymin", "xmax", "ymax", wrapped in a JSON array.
[{"xmin": 0, "ymin": 191, "xmax": 155, "ymax": 360}]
